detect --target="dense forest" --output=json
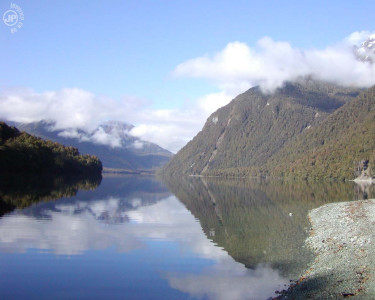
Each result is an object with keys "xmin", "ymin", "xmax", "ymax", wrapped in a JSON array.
[
  {"xmin": 162, "ymin": 80, "xmax": 375, "ymax": 181},
  {"xmin": 207, "ymin": 86, "xmax": 375, "ymax": 180},
  {"xmin": 0, "ymin": 122, "xmax": 102, "ymax": 175},
  {"xmin": 266, "ymin": 85, "xmax": 375, "ymax": 180}
]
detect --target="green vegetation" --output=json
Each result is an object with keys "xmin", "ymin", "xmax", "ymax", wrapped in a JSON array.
[
  {"xmin": 0, "ymin": 122, "xmax": 102, "ymax": 175},
  {"xmin": 162, "ymin": 79, "xmax": 375, "ymax": 180},
  {"xmin": 267, "ymin": 86, "xmax": 375, "ymax": 180}
]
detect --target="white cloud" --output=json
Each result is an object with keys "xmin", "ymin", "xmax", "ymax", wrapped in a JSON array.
[
  {"xmin": 0, "ymin": 88, "xmax": 125, "ymax": 130},
  {"xmin": 90, "ymin": 127, "xmax": 122, "ymax": 148},
  {"xmin": 174, "ymin": 42, "xmax": 257, "ymax": 82},
  {"xmin": 58, "ymin": 128, "xmax": 82, "ymax": 139},
  {"xmin": 173, "ymin": 32, "xmax": 375, "ymax": 93},
  {"xmin": 132, "ymin": 140, "xmax": 144, "ymax": 149},
  {"xmin": 196, "ymin": 91, "xmax": 233, "ymax": 115},
  {"xmin": 0, "ymin": 87, "xmax": 206, "ymax": 153},
  {"xmin": 57, "ymin": 127, "xmax": 123, "ymax": 148},
  {"xmin": 0, "ymin": 87, "xmax": 138, "ymax": 147},
  {"xmin": 128, "ymin": 108, "xmax": 205, "ymax": 153},
  {"xmin": 1, "ymin": 32, "xmax": 375, "ymax": 153},
  {"xmin": 345, "ymin": 31, "xmax": 374, "ymax": 46}
]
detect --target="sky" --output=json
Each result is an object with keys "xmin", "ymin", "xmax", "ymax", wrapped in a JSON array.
[{"xmin": 1, "ymin": 0, "xmax": 375, "ymax": 152}]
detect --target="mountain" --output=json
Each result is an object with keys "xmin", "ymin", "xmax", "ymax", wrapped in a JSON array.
[
  {"xmin": 11, "ymin": 120, "xmax": 172, "ymax": 171},
  {"xmin": 0, "ymin": 122, "xmax": 102, "ymax": 175},
  {"xmin": 266, "ymin": 85, "xmax": 375, "ymax": 180},
  {"xmin": 356, "ymin": 34, "xmax": 375, "ymax": 62},
  {"xmin": 162, "ymin": 79, "xmax": 366, "ymax": 180}
]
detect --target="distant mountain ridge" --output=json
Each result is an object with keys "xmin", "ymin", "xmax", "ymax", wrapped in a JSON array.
[
  {"xmin": 10, "ymin": 120, "xmax": 172, "ymax": 171},
  {"xmin": 162, "ymin": 79, "xmax": 371, "ymax": 180}
]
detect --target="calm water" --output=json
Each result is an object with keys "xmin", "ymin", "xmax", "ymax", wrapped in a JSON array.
[{"xmin": 0, "ymin": 174, "xmax": 373, "ymax": 300}]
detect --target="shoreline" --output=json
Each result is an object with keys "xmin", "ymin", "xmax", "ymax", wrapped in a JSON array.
[
  {"xmin": 274, "ymin": 199, "xmax": 375, "ymax": 299},
  {"xmin": 277, "ymin": 199, "xmax": 375, "ymax": 299}
]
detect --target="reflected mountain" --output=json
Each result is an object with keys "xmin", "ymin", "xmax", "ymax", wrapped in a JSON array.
[
  {"xmin": 20, "ymin": 175, "xmax": 171, "ymax": 221},
  {"xmin": 0, "ymin": 176, "xmax": 172, "ymax": 255},
  {"xmin": 163, "ymin": 176, "xmax": 375, "ymax": 279},
  {"xmin": 0, "ymin": 173, "xmax": 102, "ymax": 216},
  {"xmin": 0, "ymin": 175, "xmax": 293, "ymax": 299},
  {"xmin": 2, "ymin": 175, "xmax": 374, "ymax": 299}
]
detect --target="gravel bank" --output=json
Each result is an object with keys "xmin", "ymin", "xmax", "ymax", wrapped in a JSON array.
[{"xmin": 277, "ymin": 199, "xmax": 375, "ymax": 299}]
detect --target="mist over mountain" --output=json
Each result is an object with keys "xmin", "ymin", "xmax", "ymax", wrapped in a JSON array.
[{"xmin": 11, "ymin": 120, "xmax": 172, "ymax": 171}]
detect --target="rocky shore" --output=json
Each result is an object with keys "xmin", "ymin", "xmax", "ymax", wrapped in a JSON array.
[{"xmin": 277, "ymin": 199, "xmax": 375, "ymax": 299}]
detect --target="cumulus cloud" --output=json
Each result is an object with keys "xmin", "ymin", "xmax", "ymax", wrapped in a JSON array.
[
  {"xmin": 0, "ymin": 87, "xmax": 207, "ymax": 152},
  {"xmin": 2, "ymin": 32, "xmax": 375, "ymax": 153},
  {"xmin": 0, "ymin": 87, "xmax": 136, "ymax": 148},
  {"xmin": 90, "ymin": 127, "xmax": 123, "ymax": 148},
  {"xmin": 196, "ymin": 91, "xmax": 233, "ymax": 115},
  {"xmin": 173, "ymin": 32, "xmax": 375, "ymax": 93},
  {"xmin": 128, "ymin": 108, "xmax": 205, "ymax": 153},
  {"xmin": 0, "ymin": 88, "xmax": 126, "ymax": 130},
  {"xmin": 345, "ymin": 31, "xmax": 374, "ymax": 46}
]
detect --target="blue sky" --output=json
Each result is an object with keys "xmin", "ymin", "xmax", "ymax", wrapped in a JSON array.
[{"xmin": 1, "ymin": 1, "xmax": 375, "ymax": 152}]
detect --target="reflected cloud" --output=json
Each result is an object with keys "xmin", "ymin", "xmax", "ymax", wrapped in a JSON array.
[
  {"xmin": 0, "ymin": 181, "xmax": 290, "ymax": 299},
  {"xmin": 167, "ymin": 264, "xmax": 287, "ymax": 300},
  {"xmin": 0, "ymin": 195, "xmax": 230, "ymax": 258},
  {"xmin": 0, "ymin": 205, "xmax": 142, "ymax": 255},
  {"xmin": 0, "ymin": 196, "xmax": 195, "ymax": 255}
]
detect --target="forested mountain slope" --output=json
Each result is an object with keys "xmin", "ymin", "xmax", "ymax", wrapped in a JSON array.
[
  {"xmin": 0, "ymin": 122, "xmax": 102, "ymax": 175},
  {"xmin": 266, "ymin": 85, "xmax": 375, "ymax": 180},
  {"xmin": 162, "ymin": 79, "xmax": 362, "ymax": 180}
]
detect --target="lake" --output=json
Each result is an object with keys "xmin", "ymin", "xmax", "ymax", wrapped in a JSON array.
[{"xmin": 0, "ymin": 174, "xmax": 372, "ymax": 300}]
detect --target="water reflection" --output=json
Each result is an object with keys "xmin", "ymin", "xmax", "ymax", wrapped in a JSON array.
[
  {"xmin": 1, "ymin": 174, "xmax": 372, "ymax": 299},
  {"xmin": 167, "ymin": 263, "xmax": 287, "ymax": 300},
  {"xmin": 0, "ymin": 175, "xmax": 293, "ymax": 299},
  {"xmin": 0, "ymin": 176, "xmax": 171, "ymax": 255},
  {"xmin": 0, "ymin": 173, "xmax": 101, "ymax": 216},
  {"xmin": 163, "ymin": 176, "xmax": 375, "ymax": 280}
]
